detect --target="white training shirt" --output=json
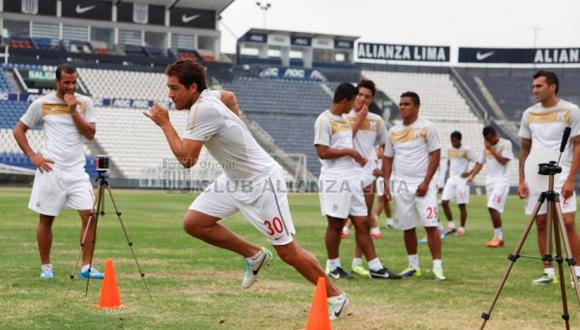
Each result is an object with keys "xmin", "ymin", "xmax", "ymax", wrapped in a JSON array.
[
  {"xmin": 182, "ymin": 89, "xmax": 275, "ymax": 181},
  {"xmin": 519, "ymin": 99, "xmax": 580, "ymax": 171},
  {"xmin": 346, "ymin": 110, "xmax": 388, "ymax": 175},
  {"xmin": 384, "ymin": 117, "xmax": 441, "ymax": 186},
  {"xmin": 478, "ymin": 138, "xmax": 513, "ymax": 184},
  {"xmin": 20, "ymin": 92, "xmax": 95, "ymax": 172},
  {"xmin": 314, "ymin": 110, "xmax": 361, "ymax": 179},
  {"xmin": 445, "ymin": 144, "xmax": 478, "ymax": 177}
]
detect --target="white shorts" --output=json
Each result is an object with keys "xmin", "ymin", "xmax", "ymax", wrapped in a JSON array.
[
  {"xmin": 392, "ymin": 180, "xmax": 439, "ymax": 230},
  {"xmin": 190, "ymin": 166, "xmax": 296, "ymax": 246},
  {"xmin": 319, "ymin": 176, "xmax": 367, "ymax": 219},
  {"xmin": 441, "ymin": 176, "xmax": 470, "ymax": 204},
  {"xmin": 376, "ymin": 177, "xmax": 385, "ymax": 196},
  {"xmin": 486, "ymin": 180, "xmax": 509, "ymax": 214},
  {"xmin": 28, "ymin": 168, "xmax": 94, "ymax": 217},
  {"xmin": 525, "ymin": 172, "xmax": 576, "ymax": 215}
]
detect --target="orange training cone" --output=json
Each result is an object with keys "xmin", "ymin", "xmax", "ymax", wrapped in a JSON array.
[
  {"xmin": 305, "ymin": 277, "xmax": 331, "ymax": 330},
  {"xmin": 97, "ymin": 259, "xmax": 122, "ymax": 308}
]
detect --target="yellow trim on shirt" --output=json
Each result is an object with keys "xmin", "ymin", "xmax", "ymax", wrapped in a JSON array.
[
  {"xmin": 391, "ymin": 128, "xmax": 427, "ymax": 144},
  {"xmin": 346, "ymin": 117, "xmax": 380, "ymax": 131},
  {"xmin": 42, "ymin": 103, "xmax": 70, "ymax": 116},
  {"xmin": 448, "ymin": 150, "xmax": 468, "ymax": 159},
  {"xmin": 527, "ymin": 110, "xmax": 571, "ymax": 124},
  {"xmin": 330, "ymin": 119, "xmax": 351, "ymax": 135}
]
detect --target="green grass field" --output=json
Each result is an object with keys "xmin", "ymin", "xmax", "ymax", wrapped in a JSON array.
[{"xmin": 1, "ymin": 187, "xmax": 579, "ymax": 329}]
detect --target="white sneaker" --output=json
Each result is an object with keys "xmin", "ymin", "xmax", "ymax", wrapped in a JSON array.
[
  {"xmin": 241, "ymin": 247, "xmax": 273, "ymax": 289},
  {"xmin": 40, "ymin": 264, "xmax": 53, "ymax": 279},
  {"xmin": 328, "ymin": 293, "xmax": 349, "ymax": 320}
]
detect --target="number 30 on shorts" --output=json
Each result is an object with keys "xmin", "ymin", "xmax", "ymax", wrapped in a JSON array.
[{"xmin": 264, "ymin": 217, "xmax": 284, "ymax": 236}]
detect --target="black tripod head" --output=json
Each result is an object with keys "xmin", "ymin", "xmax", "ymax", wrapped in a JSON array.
[{"xmin": 536, "ymin": 126, "xmax": 570, "ymax": 177}]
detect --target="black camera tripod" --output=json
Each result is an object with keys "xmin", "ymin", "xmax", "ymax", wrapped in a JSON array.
[
  {"xmin": 65, "ymin": 169, "xmax": 153, "ymax": 302},
  {"xmin": 480, "ymin": 127, "xmax": 580, "ymax": 329}
]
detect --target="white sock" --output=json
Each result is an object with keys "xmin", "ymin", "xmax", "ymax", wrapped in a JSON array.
[
  {"xmin": 438, "ymin": 223, "xmax": 444, "ymax": 232},
  {"xmin": 41, "ymin": 263, "xmax": 52, "ymax": 271},
  {"xmin": 387, "ymin": 218, "xmax": 394, "ymax": 224},
  {"xmin": 342, "ymin": 226, "xmax": 349, "ymax": 234},
  {"xmin": 352, "ymin": 258, "xmax": 363, "ymax": 268},
  {"xmin": 327, "ymin": 258, "xmax": 341, "ymax": 272},
  {"xmin": 433, "ymin": 259, "xmax": 442, "ymax": 270},
  {"xmin": 247, "ymin": 249, "xmax": 263, "ymax": 263},
  {"xmin": 545, "ymin": 267, "xmax": 555, "ymax": 277},
  {"xmin": 408, "ymin": 254, "xmax": 419, "ymax": 269},
  {"xmin": 494, "ymin": 228, "xmax": 503, "ymax": 240},
  {"xmin": 370, "ymin": 227, "xmax": 381, "ymax": 235},
  {"xmin": 368, "ymin": 258, "xmax": 383, "ymax": 271},
  {"xmin": 575, "ymin": 266, "xmax": 580, "ymax": 277},
  {"xmin": 81, "ymin": 264, "xmax": 92, "ymax": 272},
  {"xmin": 448, "ymin": 221, "xmax": 456, "ymax": 228},
  {"xmin": 459, "ymin": 226, "xmax": 465, "ymax": 232}
]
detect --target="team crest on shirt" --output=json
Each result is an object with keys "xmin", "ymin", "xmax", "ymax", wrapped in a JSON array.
[
  {"xmin": 413, "ymin": 130, "xmax": 422, "ymax": 139},
  {"xmin": 557, "ymin": 111, "xmax": 566, "ymax": 122},
  {"xmin": 370, "ymin": 121, "xmax": 376, "ymax": 130}
]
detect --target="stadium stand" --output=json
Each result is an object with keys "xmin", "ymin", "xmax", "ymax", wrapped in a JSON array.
[
  {"xmin": 77, "ymin": 67, "xmax": 168, "ymax": 101},
  {"xmin": 222, "ymin": 76, "xmax": 332, "ymax": 177}
]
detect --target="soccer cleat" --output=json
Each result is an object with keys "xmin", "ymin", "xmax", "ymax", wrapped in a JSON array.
[
  {"xmin": 369, "ymin": 267, "xmax": 401, "ymax": 280},
  {"xmin": 340, "ymin": 227, "xmax": 349, "ymax": 239},
  {"xmin": 40, "ymin": 265, "xmax": 53, "ymax": 280},
  {"xmin": 385, "ymin": 219, "xmax": 395, "ymax": 229},
  {"xmin": 486, "ymin": 238, "xmax": 504, "ymax": 248},
  {"xmin": 351, "ymin": 265, "xmax": 370, "ymax": 276},
  {"xmin": 432, "ymin": 268, "xmax": 446, "ymax": 281},
  {"xmin": 444, "ymin": 227, "xmax": 456, "ymax": 236},
  {"xmin": 328, "ymin": 294, "xmax": 349, "ymax": 320},
  {"xmin": 532, "ymin": 273, "xmax": 558, "ymax": 285},
  {"xmin": 79, "ymin": 266, "xmax": 104, "ymax": 280},
  {"xmin": 241, "ymin": 247, "xmax": 273, "ymax": 289},
  {"xmin": 455, "ymin": 228, "xmax": 465, "ymax": 237},
  {"xmin": 328, "ymin": 266, "xmax": 353, "ymax": 280},
  {"xmin": 370, "ymin": 231, "xmax": 383, "ymax": 240},
  {"xmin": 417, "ymin": 237, "xmax": 428, "ymax": 244},
  {"xmin": 399, "ymin": 266, "xmax": 422, "ymax": 278}
]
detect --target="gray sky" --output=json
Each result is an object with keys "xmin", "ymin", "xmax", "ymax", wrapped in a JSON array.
[{"xmin": 218, "ymin": 0, "xmax": 580, "ymax": 54}]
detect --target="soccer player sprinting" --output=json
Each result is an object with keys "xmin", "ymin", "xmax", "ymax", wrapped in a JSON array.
[
  {"xmin": 340, "ymin": 80, "xmax": 389, "ymax": 276},
  {"xmin": 518, "ymin": 70, "xmax": 580, "ymax": 285},
  {"xmin": 315, "ymin": 83, "xmax": 400, "ymax": 280},
  {"xmin": 383, "ymin": 92, "xmax": 446, "ymax": 281},
  {"xmin": 466, "ymin": 126, "xmax": 513, "ymax": 248},
  {"xmin": 12, "ymin": 64, "xmax": 103, "ymax": 280},
  {"xmin": 145, "ymin": 60, "xmax": 348, "ymax": 319},
  {"xmin": 439, "ymin": 131, "xmax": 478, "ymax": 237}
]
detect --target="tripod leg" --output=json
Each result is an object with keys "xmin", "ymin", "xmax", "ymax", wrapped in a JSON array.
[
  {"xmin": 65, "ymin": 183, "xmax": 102, "ymax": 298},
  {"xmin": 84, "ymin": 183, "xmax": 105, "ymax": 296},
  {"xmin": 480, "ymin": 200, "xmax": 544, "ymax": 330},
  {"xmin": 554, "ymin": 202, "xmax": 580, "ymax": 306},
  {"xmin": 105, "ymin": 186, "xmax": 153, "ymax": 302},
  {"xmin": 550, "ymin": 201, "xmax": 571, "ymax": 329}
]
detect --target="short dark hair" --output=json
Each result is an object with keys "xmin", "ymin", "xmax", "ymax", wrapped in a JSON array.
[
  {"xmin": 451, "ymin": 131, "xmax": 462, "ymax": 140},
  {"xmin": 165, "ymin": 60, "xmax": 207, "ymax": 92},
  {"xmin": 482, "ymin": 126, "xmax": 496, "ymax": 137},
  {"xmin": 357, "ymin": 79, "xmax": 376, "ymax": 96},
  {"xmin": 55, "ymin": 63, "xmax": 77, "ymax": 80},
  {"xmin": 401, "ymin": 91, "xmax": 420, "ymax": 106},
  {"xmin": 333, "ymin": 83, "xmax": 357, "ymax": 103},
  {"xmin": 533, "ymin": 70, "xmax": 559, "ymax": 94}
]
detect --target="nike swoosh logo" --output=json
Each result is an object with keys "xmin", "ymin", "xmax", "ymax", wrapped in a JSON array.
[
  {"xmin": 328, "ymin": 272, "xmax": 340, "ymax": 279},
  {"xmin": 76, "ymin": 5, "xmax": 96, "ymax": 14},
  {"xmin": 333, "ymin": 299, "xmax": 346, "ymax": 317},
  {"xmin": 252, "ymin": 255, "xmax": 267, "ymax": 275},
  {"xmin": 182, "ymin": 14, "xmax": 200, "ymax": 23},
  {"xmin": 476, "ymin": 51, "xmax": 494, "ymax": 61}
]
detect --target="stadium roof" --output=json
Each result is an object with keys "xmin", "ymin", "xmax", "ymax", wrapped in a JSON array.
[
  {"xmin": 103, "ymin": 0, "xmax": 235, "ymax": 13},
  {"xmin": 244, "ymin": 28, "xmax": 359, "ymax": 41}
]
